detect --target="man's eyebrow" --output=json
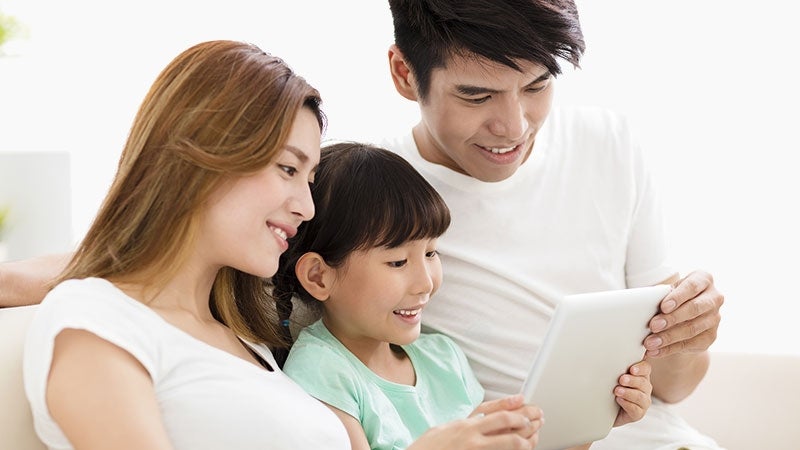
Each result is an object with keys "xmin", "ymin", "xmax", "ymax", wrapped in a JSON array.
[{"xmin": 455, "ymin": 72, "xmax": 551, "ymax": 96}]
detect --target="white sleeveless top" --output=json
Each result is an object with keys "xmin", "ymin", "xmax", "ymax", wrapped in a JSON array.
[{"xmin": 23, "ymin": 277, "xmax": 350, "ymax": 450}]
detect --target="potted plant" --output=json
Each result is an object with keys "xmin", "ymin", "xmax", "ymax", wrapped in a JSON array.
[
  {"xmin": 0, "ymin": 9, "xmax": 23, "ymax": 55},
  {"xmin": 0, "ymin": 205, "xmax": 9, "ymax": 261}
]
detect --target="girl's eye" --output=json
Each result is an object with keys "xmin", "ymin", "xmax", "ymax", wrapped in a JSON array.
[
  {"xmin": 425, "ymin": 250, "xmax": 439, "ymax": 258},
  {"xmin": 279, "ymin": 165, "xmax": 297, "ymax": 176},
  {"xmin": 387, "ymin": 260, "xmax": 407, "ymax": 268}
]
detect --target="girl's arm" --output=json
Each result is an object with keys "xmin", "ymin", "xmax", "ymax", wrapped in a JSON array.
[
  {"xmin": 323, "ymin": 404, "xmax": 371, "ymax": 450},
  {"xmin": 47, "ymin": 328, "xmax": 174, "ymax": 450}
]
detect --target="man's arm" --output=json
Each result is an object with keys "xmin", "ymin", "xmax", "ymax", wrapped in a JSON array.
[
  {"xmin": 645, "ymin": 271, "xmax": 723, "ymax": 403},
  {"xmin": 0, "ymin": 252, "xmax": 72, "ymax": 307}
]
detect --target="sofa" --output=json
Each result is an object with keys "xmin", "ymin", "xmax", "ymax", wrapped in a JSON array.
[{"xmin": 2, "ymin": 304, "xmax": 798, "ymax": 450}]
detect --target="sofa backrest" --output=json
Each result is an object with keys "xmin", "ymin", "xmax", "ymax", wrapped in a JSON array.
[{"xmin": 0, "ymin": 305, "xmax": 47, "ymax": 450}]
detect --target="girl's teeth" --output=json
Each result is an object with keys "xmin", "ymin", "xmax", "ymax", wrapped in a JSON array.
[{"xmin": 394, "ymin": 309, "xmax": 419, "ymax": 317}]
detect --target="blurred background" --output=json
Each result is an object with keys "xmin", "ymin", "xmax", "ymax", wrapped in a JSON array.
[{"xmin": 0, "ymin": 1, "xmax": 796, "ymax": 355}]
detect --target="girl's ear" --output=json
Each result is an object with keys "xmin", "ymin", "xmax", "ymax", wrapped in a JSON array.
[
  {"xmin": 388, "ymin": 44, "xmax": 419, "ymax": 102},
  {"xmin": 295, "ymin": 252, "xmax": 333, "ymax": 302}
]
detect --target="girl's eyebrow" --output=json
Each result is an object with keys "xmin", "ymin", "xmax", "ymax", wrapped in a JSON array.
[{"xmin": 455, "ymin": 72, "xmax": 551, "ymax": 96}]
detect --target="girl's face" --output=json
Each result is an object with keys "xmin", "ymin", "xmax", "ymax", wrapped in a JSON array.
[
  {"xmin": 322, "ymin": 238, "xmax": 442, "ymax": 359},
  {"xmin": 198, "ymin": 108, "xmax": 320, "ymax": 278}
]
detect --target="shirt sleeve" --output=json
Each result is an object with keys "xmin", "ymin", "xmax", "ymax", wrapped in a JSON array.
[
  {"xmin": 23, "ymin": 278, "xmax": 161, "ymax": 436},
  {"xmin": 283, "ymin": 335, "xmax": 363, "ymax": 419}
]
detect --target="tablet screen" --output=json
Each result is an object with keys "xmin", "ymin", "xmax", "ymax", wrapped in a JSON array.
[{"xmin": 519, "ymin": 284, "xmax": 671, "ymax": 450}]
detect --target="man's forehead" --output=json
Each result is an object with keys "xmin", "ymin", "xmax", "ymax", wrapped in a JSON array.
[{"xmin": 436, "ymin": 53, "xmax": 549, "ymax": 86}]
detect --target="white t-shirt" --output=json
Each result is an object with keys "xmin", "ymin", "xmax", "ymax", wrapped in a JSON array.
[
  {"xmin": 383, "ymin": 106, "xmax": 722, "ymax": 450},
  {"xmin": 23, "ymin": 277, "xmax": 350, "ymax": 450}
]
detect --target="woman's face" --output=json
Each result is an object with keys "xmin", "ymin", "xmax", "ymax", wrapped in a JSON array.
[{"xmin": 199, "ymin": 108, "xmax": 321, "ymax": 278}]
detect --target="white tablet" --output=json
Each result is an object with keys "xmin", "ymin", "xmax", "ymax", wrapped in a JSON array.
[{"xmin": 520, "ymin": 284, "xmax": 671, "ymax": 450}]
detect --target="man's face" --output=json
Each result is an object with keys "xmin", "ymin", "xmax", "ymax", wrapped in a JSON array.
[{"xmin": 413, "ymin": 55, "xmax": 554, "ymax": 182}]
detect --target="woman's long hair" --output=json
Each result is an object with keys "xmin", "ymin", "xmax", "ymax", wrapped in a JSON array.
[{"xmin": 58, "ymin": 40, "xmax": 324, "ymax": 346}]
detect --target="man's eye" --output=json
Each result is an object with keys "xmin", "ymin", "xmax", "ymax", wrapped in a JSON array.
[
  {"xmin": 387, "ymin": 260, "xmax": 407, "ymax": 268},
  {"xmin": 465, "ymin": 96, "xmax": 490, "ymax": 105}
]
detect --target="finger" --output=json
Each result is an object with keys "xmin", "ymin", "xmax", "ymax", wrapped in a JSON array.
[
  {"xmin": 482, "ymin": 433, "xmax": 533, "ymax": 450},
  {"xmin": 476, "ymin": 410, "xmax": 535, "ymax": 436},
  {"xmin": 628, "ymin": 360, "xmax": 652, "ymax": 377},
  {"xmin": 645, "ymin": 309, "xmax": 720, "ymax": 356},
  {"xmin": 615, "ymin": 394, "xmax": 647, "ymax": 423},
  {"xmin": 471, "ymin": 394, "xmax": 526, "ymax": 417},
  {"xmin": 650, "ymin": 284, "xmax": 723, "ymax": 335},
  {"xmin": 511, "ymin": 404, "xmax": 544, "ymax": 424},
  {"xmin": 618, "ymin": 374, "xmax": 652, "ymax": 395},
  {"xmin": 660, "ymin": 271, "xmax": 713, "ymax": 314},
  {"xmin": 646, "ymin": 327, "xmax": 718, "ymax": 358},
  {"xmin": 614, "ymin": 386, "xmax": 650, "ymax": 415}
]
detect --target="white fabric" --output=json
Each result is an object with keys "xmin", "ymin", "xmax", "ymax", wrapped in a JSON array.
[
  {"xmin": 383, "ymin": 105, "xmax": 722, "ymax": 449},
  {"xmin": 23, "ymin": 277, "xmax": 349, "ymax": 450}
]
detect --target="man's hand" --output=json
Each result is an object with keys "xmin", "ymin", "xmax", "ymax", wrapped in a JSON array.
[{"xmin": 644, "ymin": 271, "xmax": 724, "ymax": 358}]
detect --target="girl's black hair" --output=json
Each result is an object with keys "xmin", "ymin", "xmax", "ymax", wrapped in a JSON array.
[{"xmin": 271, "ymin": 141, "xmax": 451, "ymax": 367}]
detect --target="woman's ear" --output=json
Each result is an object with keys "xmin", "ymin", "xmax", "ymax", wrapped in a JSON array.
[
  {"xmin": 388, "ymin": 44, "xmax": 419, "ymax": 102},
  {"xmin": 295, "ymin": 252, "xmax": 333, "ymax": 302}
]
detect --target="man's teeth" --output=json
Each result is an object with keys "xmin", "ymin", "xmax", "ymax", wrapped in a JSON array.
[
  {"xmin": 270, "ymin": 226, "xmax": 287, "ymax": 240},
  {"xmin": 394, "ymin": 308, "xmax": 420, "ymax": 317},
  {"xmin": 486, "ymin": 146, "xmax": 515, "ymax": 154}
]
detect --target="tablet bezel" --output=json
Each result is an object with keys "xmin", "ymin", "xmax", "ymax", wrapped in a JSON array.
[{"xmin": 519, "ymin": 284, "xmax": 671, "ymax": 450}]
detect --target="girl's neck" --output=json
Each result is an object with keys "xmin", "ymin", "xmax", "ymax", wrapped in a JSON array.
[{"xmin": 323, "ymin": 319, "xmax": 417, "ymax": 386}]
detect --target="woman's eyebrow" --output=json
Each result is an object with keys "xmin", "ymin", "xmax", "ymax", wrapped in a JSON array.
[{"xmin": 283, "ymin": 145, "xmax": 309, "ymax": 162}]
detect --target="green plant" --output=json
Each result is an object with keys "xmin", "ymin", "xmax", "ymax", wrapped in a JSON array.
[
  {"xmin": 0, "ymin": 10, "xmax": 23, "ymax": 54},
  {"xmin": 0, "ymin": 205, "xmax": 8, "ymax": 240}
]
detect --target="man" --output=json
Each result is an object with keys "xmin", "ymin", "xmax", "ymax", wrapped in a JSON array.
[{"xmin": 381, "ymin": 1, "xmax": 724, "ymax": 449}]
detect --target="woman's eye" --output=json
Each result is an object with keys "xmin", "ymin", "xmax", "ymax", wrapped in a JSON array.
[
  {"xmin": 425, "ymin": 250, "xmax": 439, "ymax": 258},
  {"xmin": 279, "ymin": 165, "xmax": 297, "ymax": 176},
  {"xmin": 387, "ymin": 260, "xmax": 407, "ymax": 268}
]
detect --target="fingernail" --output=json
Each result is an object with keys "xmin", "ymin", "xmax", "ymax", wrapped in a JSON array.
[
  {"xmin": 662, "ymin": 300, "xmax": 676, "ymax": 313},
  {"xmin": 645, "ymin": 336, "xmax": 662, "ymax": 349},
  {"xmin": 651, "ymin": 318, "xmax": 667, "ymax": 332}
]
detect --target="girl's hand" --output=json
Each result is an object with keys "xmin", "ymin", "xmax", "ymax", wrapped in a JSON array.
[
  {"xmin": 613, "ymin": 360, "xmax": 653, "ymax": 427},
  {"xmin": 407, "ymin": 394, "xmax": 543, "ymax": 450}
]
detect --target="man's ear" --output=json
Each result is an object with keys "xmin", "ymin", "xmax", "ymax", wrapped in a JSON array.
[
  {"xmin": 295, "ymin": 252, "xmax": 333, "ymax": 302},
  {"xmin": 388, "ymin": 44, "xmax": 419, "ymax": 102}
]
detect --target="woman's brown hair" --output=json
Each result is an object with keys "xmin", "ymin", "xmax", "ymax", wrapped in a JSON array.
[{"xmin": 58, "ymin": 40, "xmax": 324, "ymax": 346}]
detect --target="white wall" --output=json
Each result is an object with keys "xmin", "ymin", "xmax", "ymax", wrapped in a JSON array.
[{"xmin": 1, "ymin": 1, "xmax": 796, "ymax": 355}]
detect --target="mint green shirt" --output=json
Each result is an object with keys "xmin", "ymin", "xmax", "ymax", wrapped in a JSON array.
[{"xmin": 283, "ymin": 320, "xmax": 484, "ymax": 450}]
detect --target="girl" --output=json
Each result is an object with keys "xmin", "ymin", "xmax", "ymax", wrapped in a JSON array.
[{"xmin": 273, "ymin": 142, "xmax": 653, "ymax": 450}]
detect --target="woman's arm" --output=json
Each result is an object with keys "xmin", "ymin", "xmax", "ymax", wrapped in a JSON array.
[
  {"xmin": 0, "ymin": 252, "xmax": 71, "ymax": 307},
  {"xmin": 47, "ymin": 328, "xmax": 174, "ymax": 450}
]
